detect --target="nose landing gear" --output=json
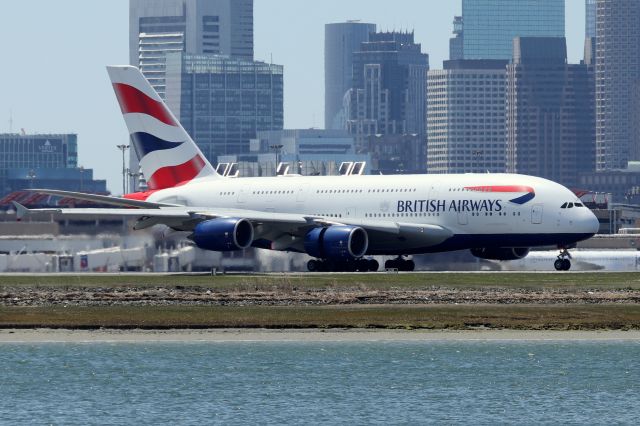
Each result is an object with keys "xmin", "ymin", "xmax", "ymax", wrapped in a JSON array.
[{"xmin": 554, "ymin": 249, "xmax": 572, "ymax": 271}]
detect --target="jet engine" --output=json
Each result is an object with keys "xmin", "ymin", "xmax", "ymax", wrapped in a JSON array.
[
  {"xmin": 190, "ymin": 218, "xmax": 254, "ymax": 252},
  {"xmin": 470, "ymin": 247, "xmax": 530, "ymax": 261},
  {"xmin": 304, "ymin": 226, "xmax": 368, "ymax": 260}
]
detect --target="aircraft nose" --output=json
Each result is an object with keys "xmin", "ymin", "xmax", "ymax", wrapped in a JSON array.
[{"xmin": 584, "ymin": 210, "xmax": 600, "ymax": 235}]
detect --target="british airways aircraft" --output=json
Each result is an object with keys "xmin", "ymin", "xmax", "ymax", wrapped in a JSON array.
[{"xmin": 14, "ymin": 66, "xmax": 599, "ymax": 272}]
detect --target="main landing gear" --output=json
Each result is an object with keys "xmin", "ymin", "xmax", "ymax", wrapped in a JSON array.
[
  {"xmin": 384, "ymin": 256, "xmax": 415, "ymax": 272},
  {"xmin": 307, "ymin": 258, "xmax": 379, "ymax": 273},
  {"xmin": 554, "ymin": 249, "xmax": 572, "ymax": 271}
]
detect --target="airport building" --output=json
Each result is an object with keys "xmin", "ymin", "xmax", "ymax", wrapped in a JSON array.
[
  {"xmin": 217, "ymin": 129, "xmax": 370, "ymax": 177},
  {"xmin": 324, "ymin": 21, "xmax": 376, "ymax": 130},
  {"xmin": 164, "ymin": 52, "xmax": 283, "ymax": 161},
  {"xmin": 595, "ymin": 0, "xmax": 640, "ymax": 170},
  {"xmin": 0, "ymin": 133, "xmax": 106, "ymax": 198},
  {"xmin": 427, "ymin": 59, "xmax": 508, "ymax": 174},
  {"xmin": 459, "ymin": 0, "xmax": 564, "ymax": 60},
  {"xmin": 506, "ymin": 37, "xmax": 595, "ymax": 188},
  {"xmin": 344, "ymin": 31, "xmax": 429, "ymax": 168}
]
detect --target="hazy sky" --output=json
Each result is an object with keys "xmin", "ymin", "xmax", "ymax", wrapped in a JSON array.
[{"xmin": 0, "ymin": 0, "xmax": 585, "ymax": 193}]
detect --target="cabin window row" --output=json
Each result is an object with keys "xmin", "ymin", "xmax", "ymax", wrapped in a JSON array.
[
  {"xmin": 252, "ymin": 190, "xmax": 295, "ymax": 195},
  {"xmin": 315, "ymin": 188, "xmax": 418, "ymax": 194},
  {"xmin": 365, "ymin": 212, "xmax": 441, "ymax": 218}
]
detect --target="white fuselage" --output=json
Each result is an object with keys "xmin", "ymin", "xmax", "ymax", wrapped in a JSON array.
[{"xmin": 145, "ymin": 173, "xmax": 599, "ymax": 255}]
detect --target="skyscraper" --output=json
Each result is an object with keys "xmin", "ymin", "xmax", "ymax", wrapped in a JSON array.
[
  {"xmin": 461, "ymin": 0, "xmax": 564, "ymax": 60},
  {"xmin": 130, "ymin": 0, "xmax": 254, "ymax": 98},
  {"xmin": 595, "ymin": 0, "xmax": 640, "ymax": 170},
  {"xmin": 344, "ymin": 32, "xmax": 429, "ymax": 174},
  {"xmin": 164, "ymin": 53, "xmax": 283, "ymax": 160},
  {"xmin": 586, "ymin": 0, "xmax": 597, "ymax": 39},
  {"xmin": 427, "ymin": 60, "xmax": 508, "ymax": 174},
  {"xmin": 324, "ymin": 22, "xmax": 376, "ymax": 130},
  {"xmin": 345, "ymin": 32, "xmax": 429, "ymax": 139},
  {"xmin": 449, "ymin": 17, "xmax": 464, "ymax": 61},
  {"xmin": 506, "ymin": 38, "xmax": 595, "ymax": 187}
]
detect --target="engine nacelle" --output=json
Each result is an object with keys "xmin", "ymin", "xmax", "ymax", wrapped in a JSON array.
[
  {"xmin": 470, "ymin": 247, "xmax": 530, "ymax": 261},
  {"xmin": 304, "ymin": 226, "xmax": 368, "ymax": 260},
  {"xmin": 191, "ymin": 218, "xmax": 254, "ymax": 252}
]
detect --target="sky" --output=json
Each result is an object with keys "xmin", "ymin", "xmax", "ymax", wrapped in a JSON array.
[{"xmin": 0, "ymin": 0, "xmax": 585, "ymax": 194}]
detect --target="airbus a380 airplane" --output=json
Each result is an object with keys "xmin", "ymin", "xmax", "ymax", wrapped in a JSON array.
[{"xmin": 15, "ymin": 66, "xmax": 600, "ymax": 272}]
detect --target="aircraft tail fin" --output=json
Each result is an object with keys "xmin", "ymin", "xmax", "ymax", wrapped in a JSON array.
[{"xmin": 106, "ymin": 65, "xmax": 219, "ymax": 190}]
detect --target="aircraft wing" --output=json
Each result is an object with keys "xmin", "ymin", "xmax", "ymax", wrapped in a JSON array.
[
  {"xmin": 14, "ymin": 202, "xmax": 453, "ymax": 251},
  {"xmin": 25, "ymin": 188, "xmax": 177, "ymax": 208}
]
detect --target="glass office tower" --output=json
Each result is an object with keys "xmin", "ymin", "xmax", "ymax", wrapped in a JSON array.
[
  {"xmin": 165, "ymin": 53, "xmax": 283, "ymax": 161},
  {"xmin": 595, "ymin": 0, "xmax": 640, "ymax": 170},
  {"xmin": 462, "ymin": 0, "xmax": 565, "ymax": 60},
  {"xmin": 586, "ymin": 0, "xmax": 597, "ymax": 39}
]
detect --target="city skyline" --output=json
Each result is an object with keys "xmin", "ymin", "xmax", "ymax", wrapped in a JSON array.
[{"xmin": 0, "ymin": 0, "xmax": 586, "ymax": 192}]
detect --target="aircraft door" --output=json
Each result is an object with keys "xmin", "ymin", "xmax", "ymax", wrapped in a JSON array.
[
  {"xmin": 237, "ymin": 188, "xmax": 249, "ymax": 204},
  {"xmin": 345, "ymin": 207, "xmax": 357, "ymax": 219},
  {"xmin": 531, "ymin": 204, "xmax": 543, "ymax": 224},
  {"xmin": 457, "ymin": 211, "xmax": 468, "ymax": 225},
  {"xmin": 296, "ymin": 185, "xmax": 308, "ymax": 203}
]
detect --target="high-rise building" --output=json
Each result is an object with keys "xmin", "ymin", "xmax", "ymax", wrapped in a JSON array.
[
  {"xmin": 324, "ymin": 22, "xmax": 376, "ymax": 130},
  {"xmin": 449, "ymin": 16, "xmax": 464, "ymax": 60},
  {"xmin": 461, "ymin": 0, "xmax": 564, "ymax": 60},
  {"xmin": 427, "ymin": 60, "xmax": 508, "ymax": 174},
  {"xmin": 586, "ymin": 0, "xmax": 597, "ymax": 39},
  {"xmin": 164, "ymin": 53, "xmax": 283, "ymax": 161},
  {"xmin": 345, "ymin": 31, "xmax": 429, "ymax": 142},
  {"xmin": 595, "ymin": 0, "xmax": 640, "ymax": 170},
  {"xmin": 130, "ymin": 0, "xmax": 254, "ymax": 99},
  {"xmin": 344, "ymin": 31, "xmax": 429, "ymax": 173},
  {"xmin": 506, "ymin": 38, "xmax": 595, "ymax": 188}
]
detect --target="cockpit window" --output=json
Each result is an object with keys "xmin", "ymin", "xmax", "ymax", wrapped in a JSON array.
[
  {"xmin": 575, "ymin": 203, "xmax": 584, "ymax": 207},
  {"xmin": 567, "ymin": 203, "xmax": 574, "ymax": 208},
  {"xmin": 561, "ymin": 202, "xmax": 568, "ymax": 209}
]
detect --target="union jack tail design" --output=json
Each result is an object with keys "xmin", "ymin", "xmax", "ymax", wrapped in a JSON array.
[{"xmin": 107, "ymin": 66, "xmax": 218, "ymax": 190}]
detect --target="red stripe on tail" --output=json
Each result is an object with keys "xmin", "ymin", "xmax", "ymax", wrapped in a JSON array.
[
  {"xmin": 112, "ymin": 83, "xmax": 177, "ymax": 127},
  {"xmin": 147, "ymin": 155, "xmax": 206, "ymax": 190}
]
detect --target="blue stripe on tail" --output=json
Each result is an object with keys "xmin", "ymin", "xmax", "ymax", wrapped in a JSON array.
[{"xmin": 130, "ymin": 132, "xmax": 183, "ymax": 158}]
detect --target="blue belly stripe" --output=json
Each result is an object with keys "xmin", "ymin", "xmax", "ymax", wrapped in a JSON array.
[{"xmin": 367, "ymin": 233, "xmax": 595, "ymax": 256}]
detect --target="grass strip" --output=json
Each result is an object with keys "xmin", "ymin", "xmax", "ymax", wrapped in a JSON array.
[
  {"xmin": 1, "ymin": 272, "xmax": 640, "ymax": 291},
  {"xmin": 2, "ymin": 304, "xmax": 640, "ymax": 330}
]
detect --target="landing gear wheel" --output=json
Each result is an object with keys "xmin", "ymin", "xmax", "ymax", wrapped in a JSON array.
[
  {"xmin": 402, "ymin": 260, "xmax": 415, "ymax": 272},
  {"xmin": 554, "ymin": 259, "xmax": 564, "ymax": 271},
  {"xmin": 554, "ymin": 248, "xmax": 572, "ymax": 271},
  {"xmin": 307, "ymin": 259, "xmax": 319, "ymax": 272},
  {"xmin": 368, "ymin": 259, "xmax": 379, "ymax": 272}
]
